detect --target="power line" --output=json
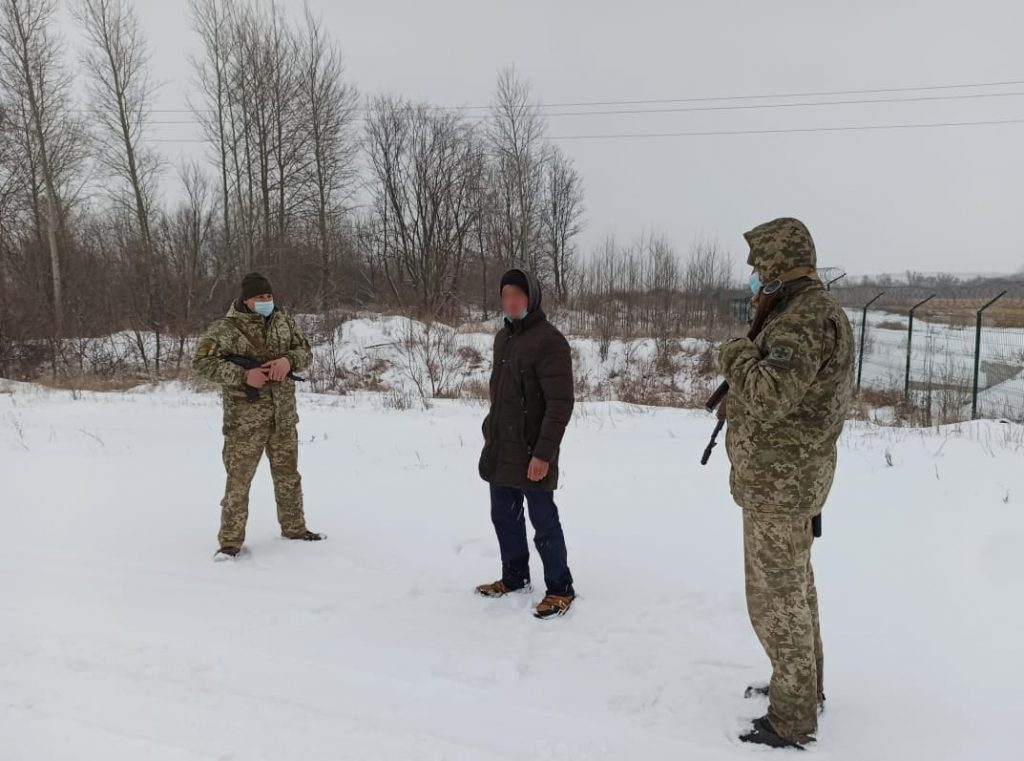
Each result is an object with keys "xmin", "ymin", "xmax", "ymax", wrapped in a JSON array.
[
  {"xmin": 508, "ymin": 90, "xmax": 1024, "ymax": 117},
  {"xmin": 491, "ymin": 78, "xmax": 1024, "ymax": 110},
  {"xmin": 547, "ymin": 118, "xmax": 1024, "ymax": 141},
  {"xmin": 146, "ymin": 117, "xmax": 1024, "ymax": 144},
  {"xmin": 92, "ymin": 77, "xmax": 1024, "ymax": 115},
  {"xmin": 137, "ymin": 89, "xmax": 1024, "ymax": 126}
]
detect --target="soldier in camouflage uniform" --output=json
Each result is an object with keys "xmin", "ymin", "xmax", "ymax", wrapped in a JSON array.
[
  {"xmin": 193, "ymin": 273, "xmax": 324, "ymax": 559},
  {"xmin": 717, "ymin": 218, "xmax": 854, "ymax": 748}
]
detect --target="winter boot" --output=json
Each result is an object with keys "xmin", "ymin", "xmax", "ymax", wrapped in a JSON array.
[
  {"xmin": 534, "ymin": 593, "xmax": 575, "ymax": 620},
  {"xmin": 475, "ymin": 579, "xmax": 532, "ymax": 598},
  {"xmin": 739, "ymin": 716, "xmax": 807, "ymax": 750},
  {"xmin": 284, "ymin": 530, "xmax": 326, "ymax": 541}
]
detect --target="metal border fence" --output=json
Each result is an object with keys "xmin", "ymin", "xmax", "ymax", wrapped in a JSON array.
[{"xmin": 837, "ymin": 284, "xmax": 1024, "ymax": 423}]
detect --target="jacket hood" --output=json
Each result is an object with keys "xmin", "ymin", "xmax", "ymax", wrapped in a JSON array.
[
  {"xmin": 744, "ymin": 217, "xmax": 817, "ymax": 282},
  {"xmin": 501, "ymin": 268, "xmax": 543, "ymax": 313}
]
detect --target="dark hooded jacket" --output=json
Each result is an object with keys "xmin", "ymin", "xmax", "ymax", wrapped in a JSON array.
[{"xmin": 479, "ymin": 270, "xmax": 575, "ymax": 491}]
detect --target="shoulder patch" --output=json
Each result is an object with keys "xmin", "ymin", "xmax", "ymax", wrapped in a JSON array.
[
  {"xmin": 196, "ymin": 338, "xmax": 216, "ymax": 358},
  {"xmin": 765, "ymin": 343, "xmax": 796, "ymax": 368}
]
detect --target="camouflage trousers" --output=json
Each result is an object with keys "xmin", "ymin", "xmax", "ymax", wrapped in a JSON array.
[
  {"xmin": 219, "ymin": 408, "xmax": 307, "ymax": 548},
  {"xmin": 743, "ymin": 510, "xmax": 823, "ymax": 744}
]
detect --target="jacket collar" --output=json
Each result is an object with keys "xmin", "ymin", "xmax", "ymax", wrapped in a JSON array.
[
  {"xmin": 228, "ymin": 300, "xmax": 275, "ymax": 321},
  {"xmin": 504, "ymin": 308, "xmax": 546, "ymax": 335}
]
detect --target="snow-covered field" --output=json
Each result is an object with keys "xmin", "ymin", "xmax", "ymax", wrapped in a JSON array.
[
  {"xmin": 49, "ymin": 313, "xmax": 716, "ymax": 407},
  {"xmin": 317, "ymin": 314, "xmax": 714, "ymax": 406},
  {"xmin": 851, "ymin": 310, "xmax": 1024, "ymax": 419},
  {"xmin": 2, "ymin": 382, "xmax": 1022, "ymax": 760},
  {"xmin": 41, "ymin": 308, "xmax": 1024, "ymax": 420}
]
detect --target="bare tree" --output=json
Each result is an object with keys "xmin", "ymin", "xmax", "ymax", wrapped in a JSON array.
[
  {"xmin": 540, "ymin": 144, "xmax": 584, "ymax": 305},
  {"xmin": 684, "ymin": 237, "xmax": 733, "ymax": 293},
  {"xmin": 486, "ymin": 66, "xmax": 548, "ymax": 274},
  {"xmin": 75, "ymin": 0, "xmax": 160, "ymax": 248},
  {"xmin": 157, "ymin": 162, "xmax": 216, "ymax": 367},
  {"xmin": 364, "ymin": 97, "xmax": 484, "ymax": 313},
  {"xmin": 681, "ymin": 237, "xmax": 736, "ymax": 335},
  {"xmin": 0, "ymin": 99, "xmax": 24, "ymax": 241},
  {"xmin": 76, "ymin": 0, "xmax": 166, "ymax": 371},
  {"xmin": 189, "ymin": 0, "xmax": 236, "ymax": 259},
  {"xmin": 169, "ymin": 163, "xmax": 215, "ymax": 322},
  {"xmin": 263, "ymin": 1, "xmax": 305, "ymax": 256},
  {"xmin": 0, "ymin": 0, "xmax": 81, "ymax": 342},
  {"xmin": 298, "ymin": 6, "xmax": 357, "ymax": 309}
]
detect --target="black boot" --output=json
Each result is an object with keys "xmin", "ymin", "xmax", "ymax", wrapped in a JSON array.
[
  {"xmin": 739, "ymin": 716, "xmax": 805, "ymax": 750},
  {"xmin": 284, "ymin": 530, "xmax": 326, "ymax": 541},
  {"xmin": 214, "ymin": 546, "xmax": 243, "ymax": 561}
]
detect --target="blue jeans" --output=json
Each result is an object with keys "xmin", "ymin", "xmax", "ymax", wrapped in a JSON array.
[{"xmin": 489, "ymin": 484, "xmax": 575, "ymax": 597}]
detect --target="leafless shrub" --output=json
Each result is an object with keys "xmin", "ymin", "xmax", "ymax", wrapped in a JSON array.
[{"xmin": 396, "ymin": 320, "xmax": 470, "ymax": 399}]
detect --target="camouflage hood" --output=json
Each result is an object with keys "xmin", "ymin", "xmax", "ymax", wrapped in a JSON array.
[{"xmin": 744, "ymin": 218, "xmax": 817, "ymax": 282}]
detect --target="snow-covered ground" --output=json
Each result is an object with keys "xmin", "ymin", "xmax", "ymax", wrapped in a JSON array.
[
  {"xmin": 2, "ymin": 382, "xmax": 1022, "ymax": 760},
  {"xmin": 50, "ymin": 313, "xmax": 716, "ymax": 407},
  {"xmin": 316, "ymin": 314, "xmax": 714, "ymax": 406},
  {"xmin": 38, "ymin": 307, "xmax": 1024, "ymax": 419}
]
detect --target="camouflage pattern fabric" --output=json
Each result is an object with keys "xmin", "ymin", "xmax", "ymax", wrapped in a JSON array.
[
  {"xmin": 744, "ymin": 511, "xmax": 822, "ymax": 744},
  {"xmin": 719, "ymin": 218, "xmax": 853, "ymax": 746},
  {"xmin": 193, "ymin": 302, "xmax": 313, "ymax": 432},
  {"xmin": 192, "ymin": 302, "xmax": 313, "ymax": 548},
  {"xmin": 219, "ymin": 404, "xmax": 306, "ymax": 548},
  {"xmin": 718, "ymin": 219, "xmax": 855, "ymax": 517},
  {"xmin": 744, "ymin": 217, "xmax": 817, "ymax": 281}
]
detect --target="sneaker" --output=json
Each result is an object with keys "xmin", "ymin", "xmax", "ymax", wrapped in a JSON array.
[
  {"xmin": 534, "ymin": 593, "xmax": 575, "ymax": 620},
  {"xmin": 739, "ymin": 716, "xmax": 807, "ymax": 750},
  {"xmin": 475, "ymin": 580, "xmax": 532, "ymax": 598}
]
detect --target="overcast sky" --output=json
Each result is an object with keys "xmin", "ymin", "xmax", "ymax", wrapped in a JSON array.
[{"xmin": 98, "ymin": 0, "xmax": 1024, "ymax": 278}]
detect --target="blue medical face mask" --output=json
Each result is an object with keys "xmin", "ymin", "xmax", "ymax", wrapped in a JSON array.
[
  {"xmin": 253, "ymin": 300, "xmax": 275, "ymax": 317},
  {"xmin": 748, "ymin": 273, "xmax": 762, "ymax": 295},
  {"xmin": 505, "ymin": 309, "xmax": 528, "ymax": 321}
]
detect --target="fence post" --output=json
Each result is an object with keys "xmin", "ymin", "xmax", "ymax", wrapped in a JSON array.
[
  {"xmin": 905, "ymin": 294, "xmax": 937, "ymax": 398},
  {"xmin": 857, "ymin": 291, "xmax": 885, "ymax": 391},
  {"xmin": 971, "ymin": 290, "xmax": 1008, "ymax": 419},
  {"xmin": 826, "ymin": 273, "xmax": 847, "ymax": 291}
]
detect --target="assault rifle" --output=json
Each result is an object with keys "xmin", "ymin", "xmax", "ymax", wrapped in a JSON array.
[{"xmin": 225, "ymin": 354, "xmax": 305, "ymax": 402}]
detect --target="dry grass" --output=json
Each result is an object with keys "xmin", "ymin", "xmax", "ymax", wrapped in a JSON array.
[
  {"xmin": 38, "ymin": 374, "xmax": 148, "ymax": 393},
  {"xmin": 694, "ymin": 346, "xmax": 717, "ymax": 378},
  {"xmin": 35, "ymin": 368, "xmax": 194, "ymax": 394},
  {"xmin": 455, "ymin": 379, "xmax": 489, "ymax": 400},
  {"xmin": 849, "ymin": 386, "xmax": 933, "ymax": 426},
  {"xmin": 457, "ymin": 345, "xmax": 486, "ymax": 372},
  {"xmin": 872, "ymin": 298, "xmax": 1024, "ymax": 329}
]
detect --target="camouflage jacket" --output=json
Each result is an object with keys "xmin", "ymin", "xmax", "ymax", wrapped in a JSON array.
[
  {"xmin": 192, "ymin": 302, "xmax": 313, "ymax": 431},
  {"xmin": 718, "ymin": 219, "xmax": 855, "ymax": 516}
]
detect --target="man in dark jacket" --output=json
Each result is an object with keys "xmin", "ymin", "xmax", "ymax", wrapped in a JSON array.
[{"xmin": 476, "ymin": 269, "xmax": 577, "ymax": 619}]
